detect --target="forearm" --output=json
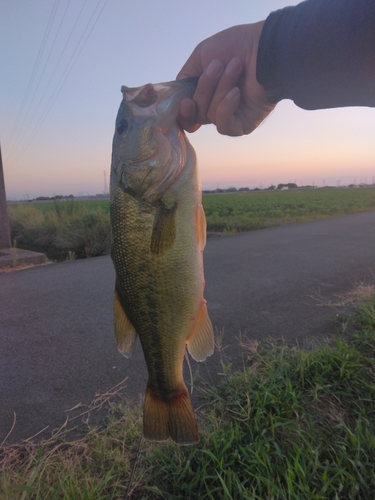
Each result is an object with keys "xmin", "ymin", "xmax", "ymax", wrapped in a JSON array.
[{"xmin": 257, "ymin": 0, "xmax": 375, "ymax": 110}]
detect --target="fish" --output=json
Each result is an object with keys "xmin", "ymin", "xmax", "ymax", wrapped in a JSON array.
[{"xmin": 110, "ymin": 78, "xmax": 214, "ymax": 445}]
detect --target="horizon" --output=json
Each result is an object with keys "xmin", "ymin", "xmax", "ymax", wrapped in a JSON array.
[
  {"xmin": 1, "ymin": 1, "xmax": 374, "ymax": 200},
  {"xmin": 7, "ymin": 179, "xmax": 375, "ymax": 203}
]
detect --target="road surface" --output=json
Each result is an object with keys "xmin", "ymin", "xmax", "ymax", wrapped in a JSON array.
[{"xmin": 1, "ymin": 211, "xmax": 374, "ymax": 444}]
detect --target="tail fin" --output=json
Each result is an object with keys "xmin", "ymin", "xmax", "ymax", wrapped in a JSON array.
[{"xmin": 143, "ymin": 383, "xmax": 199, "ymax": 445}]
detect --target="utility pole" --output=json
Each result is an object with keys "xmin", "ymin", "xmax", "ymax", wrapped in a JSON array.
[{"xmin": 0, "ymin": 143, "xmax": 11, "ymax": 249}]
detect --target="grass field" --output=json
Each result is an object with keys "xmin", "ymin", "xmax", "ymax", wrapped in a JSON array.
[
  {"xmin": 202, "ymin": 188, "xmax": 375, "ymax": 232},
  {"xmin": 6, "ymin": 188, "xmax": 375, "ymax": 260},
  {"xmin": 1, "ymin": 290, "xmax": 375, "ymax": 499}
]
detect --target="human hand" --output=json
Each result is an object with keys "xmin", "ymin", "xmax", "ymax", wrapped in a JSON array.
[{"xmin": 176, "ymin": 22, "xmax": 276, "ymax": 136}]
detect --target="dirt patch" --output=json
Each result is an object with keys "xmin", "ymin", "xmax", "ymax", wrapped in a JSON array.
[
  {"xmin": 310, "ymin": 282, "xmax": 375, "ymax": 308},
  {"xmin": 338, "ymin": 283, "xmax": 375, "ymax": 304}
]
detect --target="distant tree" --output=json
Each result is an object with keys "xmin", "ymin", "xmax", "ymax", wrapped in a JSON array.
[
  {"xmin": 276, "ymin": 183, "xmax": 298, "ymax": 190},
  {"xmin": 266, "ymin": 184, "xmax": 276, "ymax": 190}
]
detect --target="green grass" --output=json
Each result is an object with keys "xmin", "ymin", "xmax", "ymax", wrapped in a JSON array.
[
  {"xmin": 8, "ymin": 200, "xmax": 110, "ymax": 261},
  {"xmin": 1, "ymin": 292, "xmax": 375, "ymax": 499},
  {"xmin": 7, "ymin": 189, "xmax": 375, "ymax": 259},
  {"xmin": 202, "ymin": 188, "xmax": 375, "ymax": 233}
]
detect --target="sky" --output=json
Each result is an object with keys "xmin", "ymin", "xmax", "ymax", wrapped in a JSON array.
[{"xmin": 1, "ymin": 0, "xmax": 374, "ymax": 200}]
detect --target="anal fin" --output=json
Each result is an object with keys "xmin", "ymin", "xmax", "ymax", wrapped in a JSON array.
[
  {"xmin": 186, "ymin": 300, "xmax": 214, "ymax": 362},
  {"xmin": 114, "ymin": 288, "xmax": 137, "ymax": 357}
]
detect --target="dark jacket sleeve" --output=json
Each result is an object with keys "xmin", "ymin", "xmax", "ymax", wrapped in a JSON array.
[{"xmin": 256, "ymin": 0, "xmax": 375, "ymax": 110}]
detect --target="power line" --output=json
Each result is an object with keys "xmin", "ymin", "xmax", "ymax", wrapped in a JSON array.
[
  {"xmin": 14, "ymin": 0, "xmax": 108, "ymax": 164},
  {"xmin": 36, "ymin": 0, "xmax": 90, "ymax": 111},
  {"xmin": 7, "ymin": 0, "xmax": 85, "ymax": 158},
  {"xmin": 12, "ymin": 0, "xmax": 72, "ymax": 148},
  {"xmin": 6, "ymin": 0, "xmax": 108, "ymax": 165},
  {"xmin": 7, "ymin": 0, "xmax": 60, "ymax": 151}
]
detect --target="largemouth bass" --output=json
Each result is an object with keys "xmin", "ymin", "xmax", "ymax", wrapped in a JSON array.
[{"xmin": 110, "ymin": 78, "xmax": 214, "ymax": 444}]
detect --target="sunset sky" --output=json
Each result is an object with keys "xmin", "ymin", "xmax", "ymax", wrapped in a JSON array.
[{"xmin": 1, "ymin": 0, "xmax": 374, "ymax": 200}]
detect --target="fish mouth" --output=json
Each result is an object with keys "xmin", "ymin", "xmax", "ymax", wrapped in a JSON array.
[
  {"xmin": 121, "ymin": 78, "xmax": 198, "ymax": 124},
  {"xmin": 121, "ymin": 77, "xmax": 198, "ymax": 103},
  {"xmin": 162, "ymin": 77, "xmax": 198, "ymax": 103},
  {"xmin": 155, "ymin": 78, "xmax": 198, "ymax": 117},
  {"xmin": 152, "ymin": 78, "xmax": 198, "ymax": 132}
]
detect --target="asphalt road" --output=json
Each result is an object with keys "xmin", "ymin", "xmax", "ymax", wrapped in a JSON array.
[{"xmin": 1, "ymin": 211, "xmax": 375, "ymax": 444}]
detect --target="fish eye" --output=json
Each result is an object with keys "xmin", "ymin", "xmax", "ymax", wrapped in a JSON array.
[{"xmin": 116, "ymin": 119, "xmax": 128, "ymax": 135}]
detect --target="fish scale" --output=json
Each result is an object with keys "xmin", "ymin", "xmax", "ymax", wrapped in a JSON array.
[{"xmin": 110, "ymin": 78, "xmax": 214, "ymax": 444}]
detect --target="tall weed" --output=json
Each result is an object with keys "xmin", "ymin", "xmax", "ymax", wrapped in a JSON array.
[
  {"xmin": 8, "ymin": 201, "xmax": 110, "ymax": 260},
  {"xmin": 55, "ymin": 209, "xmax": 110, "ymax": 258}
]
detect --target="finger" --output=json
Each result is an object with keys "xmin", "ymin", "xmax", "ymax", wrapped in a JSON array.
[
  {"xmin": 192, "ymin": 59, "xmax": 224, "ymax": 124},
  {"xmin": 177, "ymin": 98, "xmax": 202, "ymax": 133},
  {"xmin": 207, "ymin": 58, "xmax": 242, "ymax": 124},
  {"xmin": 215, "ymin": 87, "xmax": 245, "ymax": 136}
]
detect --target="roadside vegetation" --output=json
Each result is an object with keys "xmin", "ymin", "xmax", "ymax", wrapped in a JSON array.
[
  {"xmin": 1, "ymin": 289, "xmax": 375, "ymax": 499},
  {"xmin": 8, "ymin": 199, "xmax": 110, "ymax": 261},
  {"xmin": 7, "ymin": 188, "xmax": 375, "ymax": 260}
]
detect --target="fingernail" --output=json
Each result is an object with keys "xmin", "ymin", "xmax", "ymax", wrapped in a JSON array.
[
  {"xmin": 226, "ymin": 87, "xmax": 239, "ymax": 100},
  {"xmin": 205, "ymin": 59, "xmax": 223, "ymax": 79},
  {"xmin": 225, "ymin": 57, "xmax": 242, "ymax": 76}
]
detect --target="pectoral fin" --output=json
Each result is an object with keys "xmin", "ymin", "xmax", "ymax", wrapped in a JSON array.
[
  {"xmin": 186, "ymin": 300, "xmax": 214, "ymax": 362},
  {"xmin": 114, "ymin": 288, "xmax": 137, "ymax": 357},
  {"xmin": 150, "ymin": 201, "xmax": 177, "ymax": 255}
]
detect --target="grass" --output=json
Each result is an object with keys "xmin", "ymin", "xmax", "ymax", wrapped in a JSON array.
[
  {"xmin": 25, "ymin": 200, "xmax": 110, "ymax": 216},
  {"xmin": 202, "ymin": 188, "xmax": 375, "ymax": 233},
  {"xmin": 1, "ymin": 290, "xmax": 375, "ymax": 499},
  {"xmin": 8, "ymin": 200, "xmax": 110, "ymax": 261},
  {"xmin": 7, "ymin": 189, "xmax": 375, "ymax": 260}
]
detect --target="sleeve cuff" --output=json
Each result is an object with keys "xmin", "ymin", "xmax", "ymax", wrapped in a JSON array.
[{"xmin": 256, "ymin": 7, "xmax": 294, "ymax": 104}]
